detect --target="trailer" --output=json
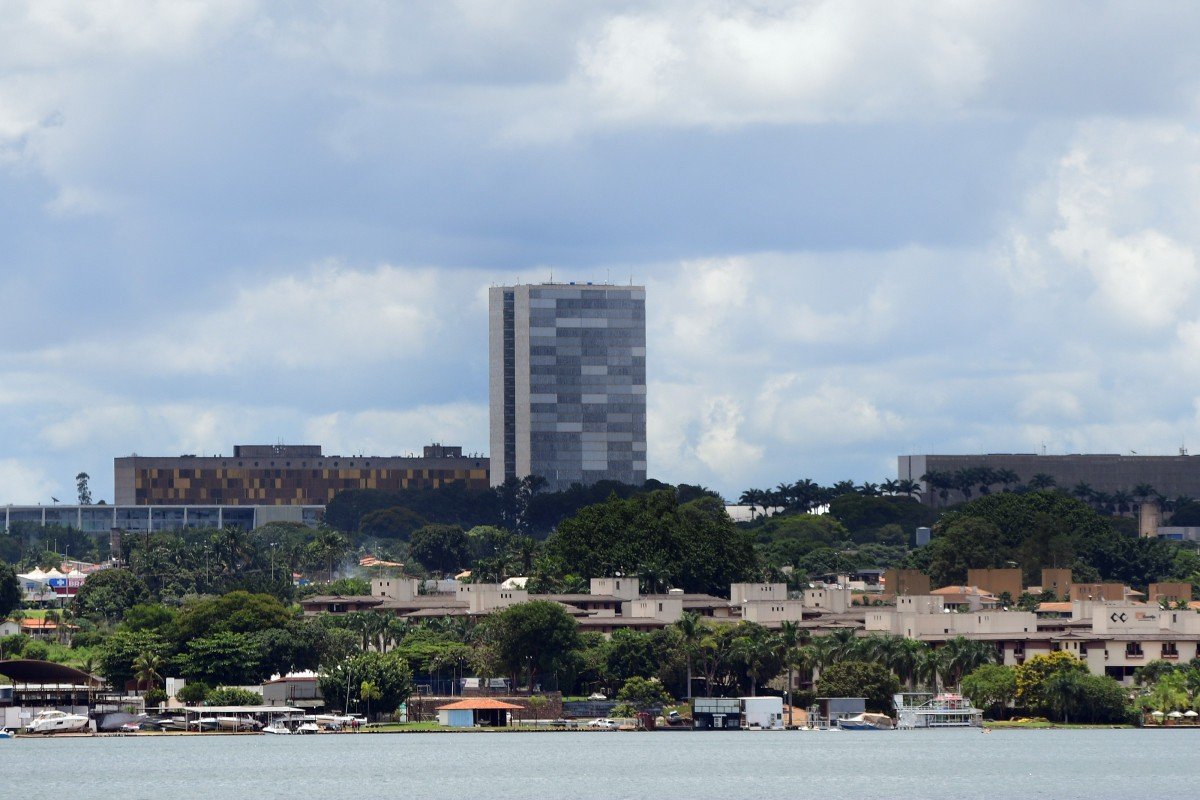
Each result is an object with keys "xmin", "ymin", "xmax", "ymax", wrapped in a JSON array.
[{"xmin": 740, "ymin": 696, "xmax": 784, "ymax": 730}]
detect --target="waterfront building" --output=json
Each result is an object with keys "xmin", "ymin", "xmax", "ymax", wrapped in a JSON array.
[
  {"xmin": 488, "ymin": 282, "xmax": 646, "ymax": 491},
  {"xmin": 114, "ymin": 443, "xmax": 488, "ymax": 506},
  {"xmin": 899, "ymin": 452, "xmax": 1200, "ymax": 506}
]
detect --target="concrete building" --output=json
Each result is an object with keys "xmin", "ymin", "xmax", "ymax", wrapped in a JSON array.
[
  {"xmin": 3, "ymin": 503, "xmax": 322, "ymax": 533},
  {"xmin": 967, "ymin": 568, "xmax": 1023, "ymax": 600},
  {"xmin": 115, "ymin": 443, "xmax": 487, "ymax": 506},
  {"xmin": 882, "ymin": 569, "xmax": 931, "ymax": 597},
  {"xmin": 898, "ymin": 453, "xmax": 1200, "ymax": 506},
  {"xmin": 1040, "ymin": 569, "xmax": 1072, "ymax": 599},
  {"xmin": 489, "ymin": 283, "xmax": 646, "ymax": 491}
]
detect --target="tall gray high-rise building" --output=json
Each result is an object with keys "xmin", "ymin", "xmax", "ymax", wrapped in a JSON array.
[{"xmin": 489, "ymin": 282, "xmax": 646, "ymax": 491}]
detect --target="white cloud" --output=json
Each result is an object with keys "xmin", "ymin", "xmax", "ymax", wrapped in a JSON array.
[
  {"xmin": 34, "ymin": 262, "xmax": 453, "ymax": 374},
  {"xmin": 0, "ymin": 458, "xmax": 56, "ymax": 504},
  {"xmin": 304, "ymin": 403, "xmax": 489, "ymax": 458}
]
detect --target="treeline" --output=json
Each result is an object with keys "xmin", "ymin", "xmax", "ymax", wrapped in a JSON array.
[{"xmin": 324, "ymin": 476, "xmax": 719, "ymax": 540}]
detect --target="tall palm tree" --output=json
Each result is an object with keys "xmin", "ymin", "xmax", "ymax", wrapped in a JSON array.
[
  {"xmin": 914, "ymin": 647, "xmax": 944, "ymax": 693},
  {"xmin": 674, "ymin": 612, "xmax": 704, "ymax": 699},
  {"xmin": 778, "ymin": 621, "xmax": 804, "ymax": 726},
  {"xmin": 1071, "ymin": 482, "xmax": 1095, "ymax": 504}
]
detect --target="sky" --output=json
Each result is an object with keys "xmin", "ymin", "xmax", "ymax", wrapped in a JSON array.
[{"xmin": 4, "ymin": 1, "xmax": 1200, "ymax": 504}]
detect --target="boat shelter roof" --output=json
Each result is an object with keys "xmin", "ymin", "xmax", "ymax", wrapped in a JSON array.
[
  {"xmin": 181, "ymin": 705, "xmax": 304, "ymax": 713},
  {"xmin": 0, "ymin": 659, "xmax": 102, "ymax": 686}
]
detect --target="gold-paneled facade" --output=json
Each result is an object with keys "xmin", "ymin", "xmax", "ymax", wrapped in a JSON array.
[{"xmin": 115, "ymin": 444, "xmax": 489, "ymax": 506}]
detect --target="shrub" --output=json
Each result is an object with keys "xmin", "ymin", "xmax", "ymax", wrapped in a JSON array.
[
  {"xmin": 175, "ymin": 681, "xmax": 210, "ymax": 704},
  {"xmin": 22, "ymin": 639, "xmax": 50, "ymax": 661},
  {"xmin": 205, "ymin": 686, "xmax": 262, "ymax": 706}
]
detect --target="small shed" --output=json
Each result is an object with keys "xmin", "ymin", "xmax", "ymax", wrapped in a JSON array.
[{"xmin": 436, "ymin": 698, "xmax": 522, "ymax": 728}]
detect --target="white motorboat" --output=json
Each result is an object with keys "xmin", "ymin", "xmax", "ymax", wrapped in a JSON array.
[
  {"xmin": 297, "ymin": 722, "xmax": 320, "ymax": 734},
  {"xmin": 26, "ymin": 710, "xmax": 90, "ymax": 735},
  {"xmin": 0, "ymin": 729, "xmax": 14, "ymax": 739},
  {"xmin": 187, "ymin": 717, "xmax": 219, "ymax": 731},
  {"xmin": 217, "ymin": 716, "xmax": 262, "ymax": 732},
  {"xmin": 263, "ymin": 724, "xmax": 292, "ymax": 735},
  {"xmin": 836, "ymin": 712, "xmax": 894, "ymax": 731}
]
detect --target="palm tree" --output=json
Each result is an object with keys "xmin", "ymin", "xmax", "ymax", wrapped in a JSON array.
[
  {"xmin": 938, "ymin": 637, "xmax": 997, "ymax": 689},
  {"xmin": 914, "ymin": 647, "xmax": 944, "ymax": 693},
  {"xmin": 1029, "ymin": 473, "xmax": 1056, "ymax": 490},
  {"xmin": 995, "ymin": 469, "xmax": 1020, "ymax": 492},
  {"xmin": 1111, "ymin": 489, "xmax": 1133, "ymax": 517},
  {"xmin": 1071, "ymin": 482, "xmax": 1094, "ymax": 504},
  {"xmin": 738, "ymin": 489, "xmax": 760, "ymax": 519},
  {"xmin": 1133, "ymin": 483, "xmax": 1157, "ymax": 507},
  {"xmin": 880, "ymin": 479, "xmax": 900, "ymax": 496},
  {"xmin": 778, "ymin": 621, "xmax": 804, "ymax": 726},
  {"xmin": 896, "ymin": 479, "xmax": 922, "ymax": 499},
  {"xmin": 830, "ymin": 480, "xmax": 857, "ymax": 498},
  {"xmin": 858, "ymin": 482, "xmax": 881, "ymax": 497},
  {"xmin": 360, "ymin": 680, "xmax": 381, "ymax": 721},
  {"xmin": 674, "ymin": 612, "xmax": 704, "ymax": 699},
  {"xmin": 133, "ymin": 650, "xmax": 164, "ymax": 694}
]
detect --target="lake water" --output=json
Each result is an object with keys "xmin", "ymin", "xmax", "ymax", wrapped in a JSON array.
[{"xmin": 0, "ymin": 729, "xmax": 1193, "ymax": 799}]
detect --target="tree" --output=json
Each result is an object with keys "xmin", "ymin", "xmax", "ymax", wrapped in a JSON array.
[
  {"xmin": 539, "ymin": 491, "xmax": 757, "ymax": 596},
  {"xmin": 173, "ymin": 591, "xmax": 294, "ymax": 642},
  {"xmin": 360, "ymin": 680, "xmax": 382, "ymax": 721},
  {"xmin": 179, "ymin": 631, "xmax": 266, "ymax": 686},
  {"xmin": 409, "ymin": 525, "xmax": 470, "ymax": 575},
  {"xmin": 1014, "ymin": 651, "xmax": 1088, "ymax": 710},
  {"xmin": 616, "ymin": 676, "xmax": 672, "ymax": 710},
  {"xmin": 0, "ymin": 563, "xmax": 20, "ymax": 619},
  {"xmin": 176, "ymin": 681, "xmax": 210, "ymax": 704},
  {"xmin": 961, "ymin": 664, "xmax": 1017, "ymax": 719},
  {"xmin": 72, "ymin": 569, "xmax": 150, "ymax": 623},
  {"xmin": 133, "ymin": 650, "xmax": 165, "ymax": 693},
  {"xmin": 485, "ymin": 600, "xmax": 581, "ymax": 692},
  {"xmin": 815, "ymin": 661, "xmax": 900, "ymax": 714},
  {"xmin": 359, "ymin": 507, "xmax": 427, "ymax": 540},
  {"xmin": 674, "ymin": 612, "xmax": 704, "ymax": 699},
  {"xmin": 76, "ymin": 472, "xmax": 92, "ymax": 505},
  {"xmin": 99, "ymin": 631, "xmax": 168, "ymax": 690},
  {"xmin": 318, "ymin": 651, "xmax": 413, "ymax": 715},
  {"xmin": 206, "ymin": 686, "xmax": 262, "ymax": 706}
]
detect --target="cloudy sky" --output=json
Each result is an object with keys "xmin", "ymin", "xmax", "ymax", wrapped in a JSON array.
[{"xmin": 3, "ymin": 2, "xmax": 1200, "ymax": 503}]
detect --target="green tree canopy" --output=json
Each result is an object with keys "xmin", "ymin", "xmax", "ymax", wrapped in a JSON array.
[
  {"xmin": 0, "ymin": 563, "xmax": 20, "ymax": 618},
  {"xmin": 318, "ymin": 650, "xmax": 413, "ymax": 715},
  {"xmin": 539, "ymin": 490, "xmax": 757, "ymax": 595},
  {"xmin": 409, "ymin": 525, "xmax": 470, "ymax": 575},
  {"xmin": 616, "ymin": 676, "xmax": 673, "ymax": 710},
  {"xmin": 961, "ymin": 664, "xmax": 1017, "ymax": 719},
  {"xmin": 173, "ymin": 591, "xmax": 295, "ymax": 642},
  {"xmin": 815, "ymin": 660, "xmax": 901, "ymax": 714},
  {"xmin": 72, "ymin": 568, "xmax": 150, "ymax": 623},
  {"xmin": 205, "ymin": 686, "xmax": 262, "ymax": 706},
  {"xmin": 98, "ymin": 630, "xmax": 169, "ymax": 689},
  {"xmin": 359, "ymin": 507, "xmax": 427, "ymax": 540},
  {"xmin": 178, "ymin": 631, "xmax": 267, "ymax": 686},
  {"xmin": 484, "ymin": 600, "xmax": 582, "ymax": 691}
]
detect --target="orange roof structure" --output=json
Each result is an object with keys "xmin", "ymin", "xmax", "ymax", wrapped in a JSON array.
[{"xmin": 436, "ymin": 698, "xmax": 523, "ymax": 711}]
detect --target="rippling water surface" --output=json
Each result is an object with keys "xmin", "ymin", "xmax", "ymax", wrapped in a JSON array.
[{"xmin": 1, "ymin": 729, "xmax": 1193, "ymax": 800}]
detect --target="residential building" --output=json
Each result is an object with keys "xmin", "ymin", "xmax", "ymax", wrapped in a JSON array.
[
  {"xmin": 488, "ymin": 282, "xmax": 646, "ymax": 491},
  {"xmin": 114, "ymin": 443, "xmax": 487, "ymax": 506}
]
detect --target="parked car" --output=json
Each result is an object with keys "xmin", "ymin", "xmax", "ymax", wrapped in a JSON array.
[{"xmin": 587, "ymin": 718, "xmax": 619, "ymax": 729}]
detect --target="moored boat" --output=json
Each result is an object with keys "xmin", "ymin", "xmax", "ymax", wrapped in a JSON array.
[
  {"xmin": 26, "ymin": 710, "xmax": 90, "ymax": 735},
  {"xmin": 836, "ymin": 712, "xmax": 894, "ymax": 731},
  {"xmin": 894, "ymin": 693, "xmax": 983, "ymax": 729}
]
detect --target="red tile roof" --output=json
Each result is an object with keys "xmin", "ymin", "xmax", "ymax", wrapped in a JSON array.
[{"xmin": 436, "ymin": 698, "xmax": 523, "ymax": 711}]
